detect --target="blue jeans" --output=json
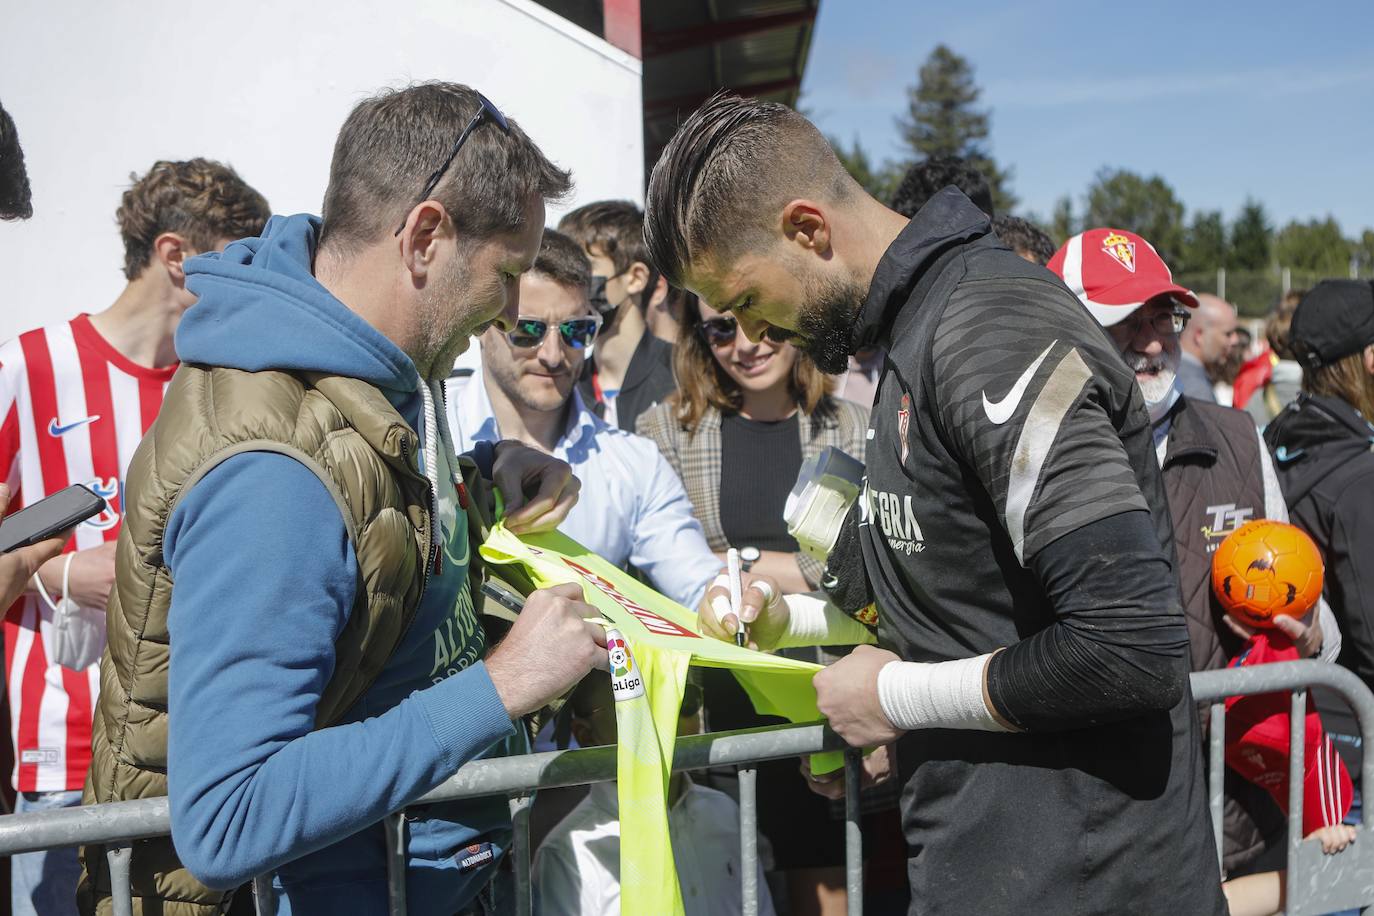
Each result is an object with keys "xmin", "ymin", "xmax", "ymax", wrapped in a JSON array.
[{"xmin": 11, "ymin": 789, "xmax": 83, "ymax": 916}]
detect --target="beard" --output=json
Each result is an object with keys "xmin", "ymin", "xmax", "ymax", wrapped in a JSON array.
[
  {"xmin": 416, "ymin": 258, "xmax": 488, "ymax": 378},
  {"xmin": 789, "ymin": 272, "xmax": 866, "ymax": 374},
  {"xmin": 1122, "ymin": 348, "xmax": 1180, "ymax": 405}
]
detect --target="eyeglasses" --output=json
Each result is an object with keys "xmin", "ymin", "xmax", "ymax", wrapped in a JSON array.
[
  {"xmin": 698, "ymin": 316, "xmax": 739, "ymax": 347},
  {"xmin": 505, "ymin": 315, "xmax": 603, "ymax": 350},
  {"xmin": 393, "ymin": 93, "xmax": 511, "ymax": 236},
  {"xmin": 1114, "ymin": 305, "xmax": 1192, "ymax": 338}
]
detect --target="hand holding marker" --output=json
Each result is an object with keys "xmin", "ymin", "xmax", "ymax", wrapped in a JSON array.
[{"xmin": 728, "ymin": 547, "xmax": 745, "ymax": 647}]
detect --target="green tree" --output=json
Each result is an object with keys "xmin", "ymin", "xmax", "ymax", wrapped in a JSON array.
[
  {"xmin": 828, "ymin": 134, "xmax": 901, "ymax": 204},
  {"xmin": 1274, "ymin": 217, "xmax": 1351, "ymax": 275},
  {"xmin": 894, "ymin": 44, "xmax": 1017, "ymax": 213},
  {"xmin": 1228, "ymin": 199, "xmax": 1272, "ymax": 270},
  {"xmin": 1352, "ymin": 229, "xmax": 1374, "ymax": 278},
  {"xmin": 1083, "ymin": 168, "xmax": 1185, "ymax": 263},
  {"xmin": 1050, "ymin": 197, "xmax": 1076, "ymax": 246},
  {"xmin": 1180, "ymin": 210, "xmax": 1226, "ymax": 273}
]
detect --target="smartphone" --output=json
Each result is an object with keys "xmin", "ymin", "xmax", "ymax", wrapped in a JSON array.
[{"xmin": 0, "ymin": 485, "xmax": 107, "ymax": 553}]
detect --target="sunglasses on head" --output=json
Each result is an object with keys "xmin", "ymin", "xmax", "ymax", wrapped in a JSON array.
[
  {"xmin": 505, "ymin": 315, "xmax": 602, "ymax": 350},
  {"xmin": 698, "ymin": 316, "xmax": 739, "ymax": 347},
  {"xmin": 393, "ymin": 92, "xmax": 510, "ymax": 236}
]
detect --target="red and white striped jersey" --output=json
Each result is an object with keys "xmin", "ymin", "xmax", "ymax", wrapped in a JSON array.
[{"xmin": 1, "ymin": 314, "xmax": 176, "ymax": 791}]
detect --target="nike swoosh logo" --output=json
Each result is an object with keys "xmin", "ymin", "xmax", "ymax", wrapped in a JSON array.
[
  {"xmin": 47, "ymin": 415, "xmax": 100, "ymax": 437},
  {"xmin": 981, "ymin": 342, "xmax": 1057, "ymax": 425}
]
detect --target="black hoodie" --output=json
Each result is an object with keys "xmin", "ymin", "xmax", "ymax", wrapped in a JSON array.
[{"xmin": 1266, "ymin": 392, "xmax": 1374, "ymax": 769}]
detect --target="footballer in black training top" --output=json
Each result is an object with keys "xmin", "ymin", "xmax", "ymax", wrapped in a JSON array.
[
  {"xmin": 855, "ymin": 189, "xmax": 1221, "ymax": 912},
  {"xmin": 644, "ymin": 93, "xmax": 1225, "ymax": 915}
]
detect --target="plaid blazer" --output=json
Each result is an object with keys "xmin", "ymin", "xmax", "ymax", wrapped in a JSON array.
[{"xmin": 635, "ymin": 397, "xmax": 871, "ymax": 588}]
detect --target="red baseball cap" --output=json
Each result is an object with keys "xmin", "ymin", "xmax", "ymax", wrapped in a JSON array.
[{"xmin": 1047, "ymin": 227, "xmax": 1199, "ymax": 327}]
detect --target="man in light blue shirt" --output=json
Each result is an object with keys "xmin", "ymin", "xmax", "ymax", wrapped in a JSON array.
[{"xmin": 447, "ymin": 229, "xmax": 721, "ymax": 610}]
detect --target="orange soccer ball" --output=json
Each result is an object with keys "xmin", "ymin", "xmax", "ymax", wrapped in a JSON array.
[{"xmin": 1211, "ymin": 519, "xmax": 1324, "ymax": 628}]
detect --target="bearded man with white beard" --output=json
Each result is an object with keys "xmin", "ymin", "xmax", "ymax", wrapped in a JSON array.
[{"xmin": 1050, "ymin": 228, "xmax": 1341, "ymax": 875}]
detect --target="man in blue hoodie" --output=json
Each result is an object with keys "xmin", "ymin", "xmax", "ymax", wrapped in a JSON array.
[{"xmin": 79, "ymin": 83, "xmax": 608, "ymax": 916}]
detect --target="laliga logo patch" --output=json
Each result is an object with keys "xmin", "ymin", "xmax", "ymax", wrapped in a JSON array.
[
  {"xmin": 897, "ymin": 393, "xmax": 911, "ymax": 465},
  {"xmin": 606, "ymin": 629, "xmax": 645, "ymax": 701},
  {"xmin": 608, "ymin": 635, "xmax": 632, "ymax": 677},
  {"xmin": 1101, "ymin": 231, "xmax": 1137, "ymax": 273}
]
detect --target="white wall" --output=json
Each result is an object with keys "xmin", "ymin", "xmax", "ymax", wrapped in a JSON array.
[{"xmin": 0, "ymin": 0, "xmax": 643, "ymax": 341}]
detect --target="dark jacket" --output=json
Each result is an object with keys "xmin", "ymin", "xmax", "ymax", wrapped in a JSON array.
[
  {"xmin": 1266, "ymin": 392, "xmax": 1374, "ymax": 772},
  {"xmin": 1163, "ymin": 396, "xmax": 1266, "ymax": 674},
  {"xmin": 854, "ymin": 187, "xmax": 1223, "ymax": 914},
  {"xmin": 1161, "ymin": 395, "xmax": 1283, "ymax": 871},
  {"xmin": 578, "ymin": 332, "xmax": 676, "ymax": 433}
]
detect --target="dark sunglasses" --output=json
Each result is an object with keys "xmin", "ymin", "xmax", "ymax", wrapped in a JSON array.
[
  {"xmin": 698, "ymin": 316, "xmax": 738, "ymax": 347},
  {"xmin": 506, "ymin": 316, "xmax": 603, "ymax": 350},
  {"xmin": 393, "ymin": 93, "xmax": 510, "ymax": 236}
]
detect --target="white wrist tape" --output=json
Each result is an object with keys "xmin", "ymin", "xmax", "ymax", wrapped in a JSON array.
[
  {"xmin": 776, "ymin": 592, "xmax": 877, "ymax": 648},
  {"xmin": 877, "ymin": 654, "xmax": 1010, "ymax": 732}
]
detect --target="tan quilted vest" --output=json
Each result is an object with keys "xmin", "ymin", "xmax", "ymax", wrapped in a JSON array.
[{"xmin": 78, "ymin": 364, "xmax": 445, "ymax": 916}]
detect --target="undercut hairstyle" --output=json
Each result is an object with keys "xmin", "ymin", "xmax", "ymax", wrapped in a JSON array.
[
  {"xmin": 993, "ymin": 215, "xmax": 1055, "ymax": 266},
  {"xmin": 671, "ymin": 295, "xmax": 835, "ymax": 434},
  {"xmin": 530, "ymin": 228, "xmax": 591, "ymax": 296},
  {"xmin": 558, "ymin": 199, "xmax": 658, "ymax": 308},
  {"xmin": 889, "ymin": 156, "xmax": 994, "ymax": 219},
  {"xmin": 1, "ymin": 101, "xmax": 33, "ymax": 221},
  {"xmin": 1266, "ymin": 289, "xmax": 1305, "ymax": 358},
  {"xmin": 320, "ymin": 82, "xmax": 571, "ymax": 254},
  {"xmin": 117, "ymin": 159, "xmax": 271, "ymax": 280},
  {"xmin": 644, "ymin": 92, "xmax": 858, "ymax": 289}
]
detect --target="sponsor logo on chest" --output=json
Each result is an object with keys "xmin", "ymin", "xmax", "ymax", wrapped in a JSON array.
[
  {"xmin": 1201, "ymin": 503, "xmax": 1255, "ymax": 553},
  {"xmin": 861, "ymin": 480, "xmax": 926, "ymax": 556}
]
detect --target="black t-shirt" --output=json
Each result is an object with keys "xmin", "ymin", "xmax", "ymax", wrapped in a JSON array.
[
  {"xmin": 855, "ymin": 189, "xmax": 1224, "ymax": 914},
  {"xmin": 577, "ymin": 333, "xmax": 676, "ymax": 433},
  {"xmin": 719, "ymin": 412, "xmax": 801, "ymax": 551}
]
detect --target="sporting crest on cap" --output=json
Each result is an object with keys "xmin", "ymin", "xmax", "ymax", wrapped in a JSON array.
[{"xmin": 1101, "ymin": 231, "xmax": 1137, "ymax": 273}]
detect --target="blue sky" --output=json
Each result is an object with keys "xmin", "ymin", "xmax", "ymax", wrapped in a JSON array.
[{"xmin": 799, "ymin": 0, "xmax": 1374, "ymax": 234}]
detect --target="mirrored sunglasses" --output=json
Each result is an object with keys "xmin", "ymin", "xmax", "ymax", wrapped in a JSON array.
[{"xmin": 506, "ymin": 316, "xmax": 602, "ymax": 350}]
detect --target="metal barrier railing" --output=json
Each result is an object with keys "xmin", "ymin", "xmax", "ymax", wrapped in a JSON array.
[
  {"xmin": 1193, "ymin": 660, "xmax": 1374, "ymax": 916},
  {"xmin": 1, "ymin": 663, "xmax": 1371, "ymax": 916}
]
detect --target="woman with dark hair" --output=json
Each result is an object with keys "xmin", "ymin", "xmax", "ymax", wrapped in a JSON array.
[
  {"xmin": 637, "ymin": 298, "xmax": 879, "ymax": 916},
  {"xmin": 1265, "ymin": 279, "xmax": 1374, "ymax": 796}
]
